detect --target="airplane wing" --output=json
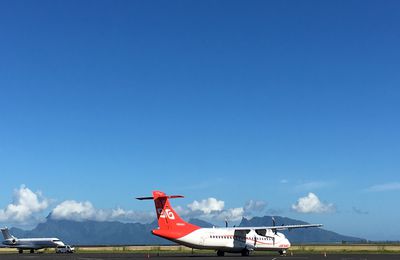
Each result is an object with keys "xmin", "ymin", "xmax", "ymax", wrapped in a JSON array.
[{"xmin": 231, "ymin": 224, "xmax": 323, "ymax": 231}]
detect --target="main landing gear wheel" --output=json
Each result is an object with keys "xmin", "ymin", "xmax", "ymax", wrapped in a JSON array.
[
  {"xmin": 241, "ymin": 249, "xmax": 250, "ymax": 256},
  {"xmin": 30, "ymin": 249, "xmax": 34, "ymax": 254},
  {"xmin": 279, "ymin": 250, "xmax": 287, "ymax": 256},
  {"xmin": 18, "ymin": 249, "xmax": 23, "ymax": 254},
  {"xmin": 217, "ymin": 250, "xmax": 225, "ymax": 256}
]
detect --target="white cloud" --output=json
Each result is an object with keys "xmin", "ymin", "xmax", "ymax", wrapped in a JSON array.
[
  {"xmin": 292, "ymin": 193, "xmax": 335, "ymax": 213},
  {"xmin": 244, "ymin": 200, "xmax": 267, "ymax": 213},
  {"xmin": 181, "ymin": 197, "xmax": 252, "ymax": 223},
  {"xmin": 51, "ymin": 200, "xmax": 152, "ymax": 223},
  {"xmin": 51, "ymin": 200, "xmax": 97, "ymax": 221},
  {"xmin": 0, "ymin": 185, "xmax": 49, "ymax": 223},
  {"xmin": 174, "ymin": 205, "xmax": 191, "ymax": 216},
  {"xmin": 367, "ymin": 182, "xmax": 400, "ymax": 192},
  {"xmin": 217, "ymin": 207, "xmax": 244, "ymax": 221},
  {"xmin": 187, "ymin": 198, "xmax": 224, "ymax": 214}
]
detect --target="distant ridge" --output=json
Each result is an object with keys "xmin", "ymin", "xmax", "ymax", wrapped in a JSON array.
[
  {"xmin": 9, "ymin": 215, "xmax": 363, "ymax": 245},
  {"xmin": 189, "ymin": 218, "xmax": 215, "ymax": 228}
]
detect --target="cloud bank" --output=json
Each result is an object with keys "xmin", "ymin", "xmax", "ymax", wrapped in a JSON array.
[
  {"xmin": 176, "ymin": 198, "xmax": 267, "ymax": 222},
  {"xmin": 51, "ymin": 200, "xmax": 153, "ymax": 223},
  {"xmin": 0, "ymin": 185, "xmax": 271, "ymax": 227}
]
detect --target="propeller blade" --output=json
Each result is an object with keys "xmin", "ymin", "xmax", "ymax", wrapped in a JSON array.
[{"xmin": 272, "ymin": 217, "xmax": 277, "ymax": 234}]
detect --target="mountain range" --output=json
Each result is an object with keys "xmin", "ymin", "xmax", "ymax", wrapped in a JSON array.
[{"xmin": 8, "ymin": 215, "xmax": 363, "ymax": 245}]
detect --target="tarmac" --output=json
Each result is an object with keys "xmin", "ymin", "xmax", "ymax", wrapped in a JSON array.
[{"xmin": 0, "ymin": 253, "xmax": 399, "ymax": 260}]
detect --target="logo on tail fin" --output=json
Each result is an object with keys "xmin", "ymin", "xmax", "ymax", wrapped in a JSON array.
[{"xmin": 157, "ymin": 208, "xmax": 175, "ymax": 219}]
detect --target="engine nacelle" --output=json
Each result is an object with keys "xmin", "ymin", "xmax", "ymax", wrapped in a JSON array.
[
  {"xmin": 244, "ymin": 230, "xmax": 257, "ymax": 250},
  {"xmin": 5, "ymin": 238, "xmax": 18, "ymax": 245}
]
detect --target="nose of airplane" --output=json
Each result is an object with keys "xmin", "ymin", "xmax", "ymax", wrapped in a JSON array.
[
  {"xmin": 55, "ymin": 241, "xmax": 65, "ymax": 246},
  {"xmin": 285, "ymin": 238, "xmax": 291, "ymax": 248}
]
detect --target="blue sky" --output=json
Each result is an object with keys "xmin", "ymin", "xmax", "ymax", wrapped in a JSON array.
[{"xmin": 0, "ymin": 1, "xmax": 399, "ymax": 241}]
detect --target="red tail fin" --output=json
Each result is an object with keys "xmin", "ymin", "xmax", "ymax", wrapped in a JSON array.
[{"xmin": 137, "ymin": 191, "xmax": 200, "ymax": 239}]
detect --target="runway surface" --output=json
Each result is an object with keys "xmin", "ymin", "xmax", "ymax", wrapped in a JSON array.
[{"xmin": 0, "ymin": 253, "xmax": 399, "ymax": 260}]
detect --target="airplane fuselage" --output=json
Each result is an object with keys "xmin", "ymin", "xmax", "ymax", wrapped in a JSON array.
[
  {"xmin": 2, "ymin": 237, "xmax": 64, "ymax": 250},
  {"xmin": 154, "ymin": 227, "xmax": 290, "ymax": 253}
]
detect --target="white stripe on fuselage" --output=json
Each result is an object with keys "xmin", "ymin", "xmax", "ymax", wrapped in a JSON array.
[
  {"xmin": 174, "ymin": 228, "xmax": 291, "ymax": 253},
  {"xmin": 4, "ymin": 238, "xmax": 64, "ymax": 249}
]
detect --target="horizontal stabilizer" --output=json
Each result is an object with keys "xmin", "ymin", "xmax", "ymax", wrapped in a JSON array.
[
  {"xmin": 136, "ymin": 195, "xmax": 184, "ymax": 200},
  {"xmin": 136, "ymin": 196, "xmax": 154, "ymax": 200},
  {"xmin": 169, "ymin": 195, "xmax": 184, "ymax": 199}
]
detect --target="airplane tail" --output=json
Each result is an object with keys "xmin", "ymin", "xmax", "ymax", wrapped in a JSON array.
[
  {"xmin": 1, "ymin": 227, "xmax": 16, "ymax": 240},
  {"xmin": 137, "ymin": 191, "xmax": 199, "ymax": 239}
]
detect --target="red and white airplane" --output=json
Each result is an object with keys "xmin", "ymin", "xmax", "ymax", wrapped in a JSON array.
[{"xmin": 137, "ymin": 191, "xmax": 322, "ymax": 256}]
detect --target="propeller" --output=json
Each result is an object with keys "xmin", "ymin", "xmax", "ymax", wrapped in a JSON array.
[
  {"xmin": 282, "ymin": 223, "xmax": 288, "ymax": 231},
  {"xmin": 272, "ymin": 216, "xmax": 277, "ymax": 234}
]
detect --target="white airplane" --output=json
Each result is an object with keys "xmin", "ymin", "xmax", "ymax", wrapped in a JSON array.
[
  {"xmin": 1, "ymin": 227, "xmax": 65, "ymax": 254},
  {"xmin": 138, "ymin": 191, "xmax": 323, "ymax": 256}
]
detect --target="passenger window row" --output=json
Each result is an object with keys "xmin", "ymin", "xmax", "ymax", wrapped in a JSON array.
[
  {"xmin": 210, "ymin": 235, "xmax": 239, "ymax": 239},
  {"xmin": 209, "ymin": 235, "xmax": 273, "ymax": 241}
]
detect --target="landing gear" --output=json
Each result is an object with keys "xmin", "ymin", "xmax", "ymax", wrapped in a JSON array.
[
  {"xmin": 217, "ymin": 250, "xmax": 225, "ymax": 256},
  {"xmin": 18, "ymin": 249, "xmax": 23, "ymax": 254},
  {"xmin": 241, "ymin": 249, "xmax": 250, "ymax": 256},
  {"xmin": 279, "ymin": 250, "xmax": 287, "ymax": 256},
  {"xmin": 30, "ymin": 249, "xmax": 34, "ymax": 254}
]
